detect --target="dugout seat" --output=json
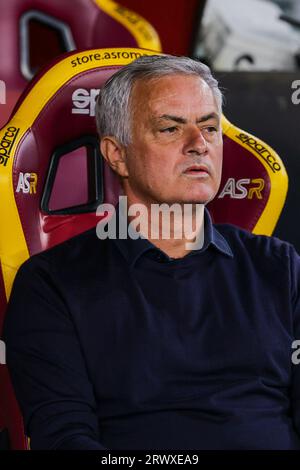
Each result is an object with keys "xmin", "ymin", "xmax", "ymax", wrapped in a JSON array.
[
  {"xmin": 0, "ymin": 47, "xmax": 288, "ymax": 449},
  {"xmin": 0, "ymin": 0, "xmax": 161, "ymax": 128}
]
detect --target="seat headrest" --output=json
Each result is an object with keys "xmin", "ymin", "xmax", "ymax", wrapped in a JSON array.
[
  {"xmin": 0, "ymin": 0, "xmax": 161, "ymax": 129},
  {"xmin": 0, "ymin": 0, "xmax": 161, "ymax": 87}
]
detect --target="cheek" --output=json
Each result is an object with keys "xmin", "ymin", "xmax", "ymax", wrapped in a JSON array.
[
  {"xmin": 131, "ymin": 145, "xmax": 170, "ymax": 176},
  {"xmin": 211, "ymin": 144, "xmax": 223, "ymax": 170},
  {"xmin": 125, "ymin": 144, "xmax": 147, "ymax": 175}
]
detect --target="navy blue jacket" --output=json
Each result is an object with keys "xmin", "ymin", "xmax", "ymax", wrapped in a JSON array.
[{"xmin": 3, "ymin": 209, "xmax": 300, "ymax": 449}]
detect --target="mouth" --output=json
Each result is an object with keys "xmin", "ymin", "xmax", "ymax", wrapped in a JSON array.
[{"xmin": 183, "ymin": 165, "xmax": 210, "ymax": 177}]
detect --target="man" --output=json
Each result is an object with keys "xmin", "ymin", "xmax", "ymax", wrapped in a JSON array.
[{"xmin": 3, "ymin": 55, "xmax": 300, "ymax": 450}]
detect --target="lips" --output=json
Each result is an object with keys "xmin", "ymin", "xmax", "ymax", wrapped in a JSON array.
[{"xmin": 183, "ymin": 165, "xmax": 210, "ymax": 175}]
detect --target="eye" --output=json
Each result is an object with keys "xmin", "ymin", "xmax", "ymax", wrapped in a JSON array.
[
  {"xmin": 204, "ymin": 126, "xmax": 218, "ymax": 133},
  {"xmin": 160, "ymin": 127, "xmax": 177, "ymax": 134}
]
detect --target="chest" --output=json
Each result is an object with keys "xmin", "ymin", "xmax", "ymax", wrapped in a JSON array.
[{"xmin": 74, "ymin": 264, "xmax": 292, "ymax": 408}]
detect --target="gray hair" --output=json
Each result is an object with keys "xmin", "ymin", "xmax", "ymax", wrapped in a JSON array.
[{"xmin": 95, "ymin": 54, "xmax": 223, "ymax": 146}]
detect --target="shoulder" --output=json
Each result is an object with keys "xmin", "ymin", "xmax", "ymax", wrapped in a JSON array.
[
  {"xmin": 18, "ymin": 226, "xmax": 110, "ymax": 278},
  {"xmin": 215, "ymin": 222, "xmax": 298, "ymax": 265}
]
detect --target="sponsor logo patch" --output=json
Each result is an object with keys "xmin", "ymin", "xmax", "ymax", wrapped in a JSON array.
[
  {"xmin": 0, "ymin": 126, "xmax": 20, "ymax": 167},
  {"xmin": 71, "ymin": 88, "xmax": 100, "ymax": 117},
  {"xmin": 236, "ymin": 133, "xmax": 281, "ymax": 173}
]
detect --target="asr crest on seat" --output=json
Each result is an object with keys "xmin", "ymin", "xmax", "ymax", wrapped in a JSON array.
[{"xmin": 0, "ymin": 47, "xmax": 288, "ymax": 449}]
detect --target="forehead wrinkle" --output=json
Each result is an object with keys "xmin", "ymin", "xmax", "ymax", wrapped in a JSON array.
[
  {"xmin": 151, "ymin": 111, "xmax": 220, "ymax": 127},
  {"xmin": 149, "ymin": 92, "xmax": 218, "ymax": 118},
  {"xmin": 152, "ymin": 114, "xmax": 187, "ymax": 124},
  {"xmin": 130, "ymin": 75, "xmax": 220, "ymax": 131}
]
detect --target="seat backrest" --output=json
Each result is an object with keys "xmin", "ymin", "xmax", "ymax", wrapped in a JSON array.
[
  {"xmin": 0, "ymin": 0, "xmax": 161, "ymax": 128},
  {"xmin": 0, "ymin": 47, "xmax": 288, "ymax": 449},
  {"xmin": 208, "ymin": 114, "xmax": 288, "ymax": 234}
]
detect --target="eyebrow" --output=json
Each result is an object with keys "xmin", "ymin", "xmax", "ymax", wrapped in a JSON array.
[{"xmin": 157, "ymin": 112, "xmax": 220, "ymax": 124}]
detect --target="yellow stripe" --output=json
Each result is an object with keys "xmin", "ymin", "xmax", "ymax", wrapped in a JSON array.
[
  {"xmin": 13, "ymin": 48, "xmax": 160, "ymax": 129},
  {"xmin": 0, "ymin": 121, "xmax": 29, "ymax": 300},
  {"xmin": 94, "ymin": 0, "xmax": 161, "ymax": 51},
  {"xmin": 0, "ymin": 48, "xmax": 160, "ymax": 299},
  {"xmin": 221, "ymin": 115, "xmax": 288, "ymax": 235}
]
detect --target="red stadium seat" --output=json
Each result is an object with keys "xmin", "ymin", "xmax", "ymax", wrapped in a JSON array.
[
  {"xmin": 0, "ymin": 47, "xmax": 288, "ymax": 449},
  {"xmin": 0, "ymin": 0, "xmax": 161, "ymax": 128}
]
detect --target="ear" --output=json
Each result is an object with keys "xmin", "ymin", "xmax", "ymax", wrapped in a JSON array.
[{"xmin": 100, "ymin": 136, "xmax": 129, "ymax": 178}]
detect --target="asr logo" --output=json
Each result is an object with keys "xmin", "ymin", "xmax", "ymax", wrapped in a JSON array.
[
  {"xmin": 71, "ymin": 88, "xmax": 100, "ymax": 117},
  {"xmin": 218, "ymin": 178, "xmax": 265, "ymax": 199},
  {"xmin": 16, "ymin": 172, "xmax": 38, "ymax": 194}
]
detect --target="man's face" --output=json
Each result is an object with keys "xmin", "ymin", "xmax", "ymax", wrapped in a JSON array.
[{"xmin": 122, "ymin": 74, "xmax": 223, "ymax": 206}]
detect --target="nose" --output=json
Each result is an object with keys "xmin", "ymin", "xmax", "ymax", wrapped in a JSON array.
[{"xmin": 183, "ymin": 127, "xmax": 208, "ymax": 156}]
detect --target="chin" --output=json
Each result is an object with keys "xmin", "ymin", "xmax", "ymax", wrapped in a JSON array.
[
  {"xmin": 158, "ymin": 187, "xmax": 218, "ymax": 206},
  {"xmin": 166, "ymin": 197, "xmax": 211, "ymax": 206},
  {"xmin": 181, "ymin": 191, "xmax": 216, "ymax": 205}
]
